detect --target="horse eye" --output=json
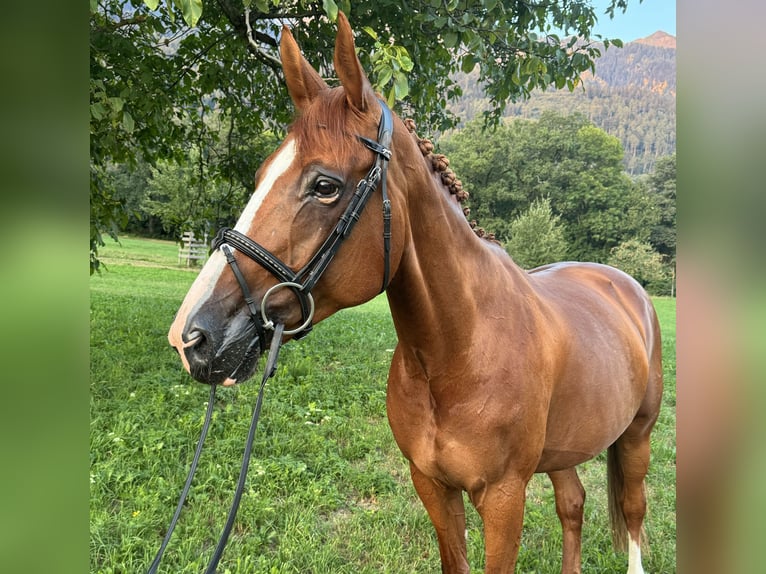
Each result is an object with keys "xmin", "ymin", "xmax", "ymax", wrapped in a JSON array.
[{"xmin": 312, "ymin": 177, "xmax": 341, "ymax": 203}]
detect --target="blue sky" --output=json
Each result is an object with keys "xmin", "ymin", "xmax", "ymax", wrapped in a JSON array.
[{"xmin": 589, "ymin": 0, "xmax": 676, "ymax": 41}]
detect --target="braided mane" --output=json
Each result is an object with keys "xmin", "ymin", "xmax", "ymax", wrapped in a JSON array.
[{"xmin": 402, "ymin": 119, "xmax": 500, "ymax": 245}]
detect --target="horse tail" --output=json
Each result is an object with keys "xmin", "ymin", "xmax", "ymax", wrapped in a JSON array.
[{"xmin": 607, "ymin": 442, "xmax": 629, "ymax": 552}]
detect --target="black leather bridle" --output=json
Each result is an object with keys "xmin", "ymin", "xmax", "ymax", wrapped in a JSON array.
[{"xmin": 211, "ymin": 99, "xmax": 394, "ymax": 353}]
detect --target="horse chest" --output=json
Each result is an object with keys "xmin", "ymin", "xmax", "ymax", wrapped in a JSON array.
[
  {"xmin": 386, "ymin": 357, "xmax": 545, "ymax": 488},
  {"xmin": 388, "ymin": 405, "xmax": 485, "ymax": 488}
]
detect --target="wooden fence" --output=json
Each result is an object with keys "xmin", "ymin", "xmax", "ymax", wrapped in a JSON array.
[{"xmin": 178, "ymin": 231, "xmax": 209, "ymax": 267}]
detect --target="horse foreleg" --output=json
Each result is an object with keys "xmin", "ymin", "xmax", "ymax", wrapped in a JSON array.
[
  {"xmin": 548, "ymin": 467, "xmax": 586, "ymax": 574},
  {"xmin": 409, "ymin": 463, "xmax": 470, "ymax": 574},
  {"xmin": 470, "ymin": 477, "xmax": 528, "ymax": 574}
]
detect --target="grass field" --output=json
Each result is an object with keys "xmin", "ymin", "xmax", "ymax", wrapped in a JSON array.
[{"xmin": 90, "ymin": 236, "xmax": 676, "ymax": 573}]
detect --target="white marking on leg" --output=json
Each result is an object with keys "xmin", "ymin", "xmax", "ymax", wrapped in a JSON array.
[{"xmin": 627, "ymin": 537, "xmax": 645, "ymax": 574}]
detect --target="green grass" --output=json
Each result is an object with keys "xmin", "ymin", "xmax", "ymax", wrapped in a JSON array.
[
  {"xmin": 90, "ymin": 237, "xmax": 676, "ymax": 573},
  {"xmin": 96, "ymin": 235, "xmax": 200, "ymax": 270}
]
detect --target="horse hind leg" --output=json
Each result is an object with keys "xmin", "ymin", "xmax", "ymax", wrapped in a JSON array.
[
  {"xmin": 607, "ymin": 418, "xmax": 657, "ymax": 574},
  {"xmin": 548, "ymin": 467, "xmax": 586, "ymax": 574}
]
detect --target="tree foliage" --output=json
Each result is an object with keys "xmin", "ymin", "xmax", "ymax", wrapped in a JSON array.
[
  {"xmin": 607, "ymin": 238, "xmax": 668, "ymax": 293},
  {"xmin": 440, "ymin": 111, "xmax": 660, "ymax": 263},
  {"xmin": 90, "ymin": 0, "xmax": 639, "ymax": 272},
  {"xmin": 104, "ymin": 113, "xmax": 281, "ymax": 242},
  {"xmin": 645, "ymin": 152, "xmax": 676, "ymax": 263},
  {"xmin": 506, "ymin": 197, "xmax": 568, "ymax": 269}
]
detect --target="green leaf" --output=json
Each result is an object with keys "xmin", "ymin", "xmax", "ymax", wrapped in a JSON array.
[
  {"xmin": 122, "ymin": 111, "xmax": 135, "ymax": 133},
  {"xmin": 443, "ymin": 31, "xmax": 458, "ymax": 49},
  {"xmin": 395, "ymin": 48, "xmax": 414, "ymax": 72},
  {"xmin": 361, "ymin": 26, "xmax": 378, "ymax": 41},
  {"xmin": 90, "ymin": 103, "xmax": 106, "ymax": 121},
  {"xmin": 511, "ymin": 64, "xmax": 522, "ymax": 86},
  {"xmin": 393, "ymin": 71, "xmax": 409, "ymax": 100},
  {"xmin": 165, "ymin": 0, "xmax": 175, "ymax": 22},
  {"xmin": 376, "ymin": 66, "xmax": 393, "ymax": 90},
  {"xmin": 461, "ymin": 54, "xmax": 477, "ymax": 74},
  {"xmin": 143, "ymin": 0, "xmax": 160, "ymax": 9},
  {"xmin": 108, "ymin": 97, "xmax": 124, "ymax": 112},
  {"xmin": 176, "ymin": 0, "xmax": 203, "ymax": 27},
  {"xmin": 322, "ymin": 0, "xmax": 339, "ymax": 21},
  {"xmin": 386, "ymin": 87, "xmax": 396, "ymax": 108}
]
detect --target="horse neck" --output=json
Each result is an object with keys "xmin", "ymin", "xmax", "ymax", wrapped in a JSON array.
[{"xmin": 385, "ymin": 132, "xmax": 536, "ymax": 364}]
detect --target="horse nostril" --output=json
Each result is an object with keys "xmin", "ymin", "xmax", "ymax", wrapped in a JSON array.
[
  {"xmin": 181, "ymin": 326, "xmax": 212, "ymax": 368},
  {"xmin": 182, "ymin": 329, "xmax": 205, "ymax": 349}
]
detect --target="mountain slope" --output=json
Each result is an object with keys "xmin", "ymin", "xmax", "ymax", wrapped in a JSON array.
[
  {"xmin": 635, "ymin": 30, "xmax": 676, "ymax": 49},
  {"xmin": 449, "ymin": 32, "xmax": 676, "ymax": 176}
]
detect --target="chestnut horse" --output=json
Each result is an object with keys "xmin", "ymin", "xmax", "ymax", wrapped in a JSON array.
[{"xmin": 168, "ymin": 13, "xmax": 663, "ymax": 574}]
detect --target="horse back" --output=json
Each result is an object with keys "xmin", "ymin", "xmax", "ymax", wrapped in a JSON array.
[{"xmin": 528, "ymin": 261, "xmax": 661, "ymax": 359}]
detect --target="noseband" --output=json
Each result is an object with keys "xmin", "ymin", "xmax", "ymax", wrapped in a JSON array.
[{"xmin": 211, "ymin": 99, "xmax": 393, "ymax": 352}]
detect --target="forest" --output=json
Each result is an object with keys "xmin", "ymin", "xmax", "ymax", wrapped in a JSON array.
[
  {"xmin": 450, "ymin": 33, "xmax": 676, "ymax": 175},
  {"xmin": 440, "ymin": 112, "xmax": 675, "ymax": 294}
]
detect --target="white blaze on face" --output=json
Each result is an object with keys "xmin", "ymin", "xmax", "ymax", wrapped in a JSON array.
[
  {"xmin": 233, "ymin": 137, "xmax": 297, "ymax": 234},
  {"xmin": 167, "ymin": 137, "xmax": 298, "ymax": 369}
]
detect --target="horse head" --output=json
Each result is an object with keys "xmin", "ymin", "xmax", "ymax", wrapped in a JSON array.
[{"xmin": 168, "ymin": 13, "xmax": 406, "ymax": 385}]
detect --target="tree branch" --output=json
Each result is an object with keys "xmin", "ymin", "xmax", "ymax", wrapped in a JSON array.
[
  {"xmin": 114, "ymin": 15, "xmax": 148, "ymax": 28},
  {"xmin": 92, "ymin": 13, "xmax": 148, "ymax": 32},
  {"xmin": 215, "ymin": 0, "xmax": 324, "ymax": 72},
  {"xmin": 215, "ymin": 0, "xmax": 281, "ymax": 72},
  {"xmin": 166, "ymin": 33, "xmax": 230, "ymax": 92},
  {"xmin": 244, "ymin": 8, "xmax": 282, "ymax": 69}
]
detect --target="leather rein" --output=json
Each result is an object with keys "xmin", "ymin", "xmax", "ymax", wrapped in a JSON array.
[{"xmin": 146, "ymin": 100, "xmax": 393, "ymax": 573}]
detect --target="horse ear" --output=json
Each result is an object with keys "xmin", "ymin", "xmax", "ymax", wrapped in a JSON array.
[
  {"xmin": 280, "ymin": 25, "xmax": 328, "ymax": 111},
  {"xmin": 334, "ymin": 12, "xmax": 373, "ymax": 112}
]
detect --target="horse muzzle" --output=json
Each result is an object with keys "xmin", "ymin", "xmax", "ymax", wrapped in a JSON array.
[{"xmin": 173, "ymin": 308, "xmax": 264, "ymax": 386}]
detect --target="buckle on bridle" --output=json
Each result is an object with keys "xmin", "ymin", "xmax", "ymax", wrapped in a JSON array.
[{"xmin": 358, "ymin": 136, "xmax": 391, "ymax": 161}]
